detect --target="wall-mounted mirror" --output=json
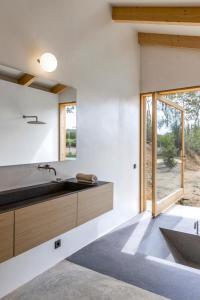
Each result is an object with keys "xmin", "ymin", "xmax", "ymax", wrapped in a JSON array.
[{"xmin": 0, "ymin": 65, "xmax": 77, "ymax": 167}]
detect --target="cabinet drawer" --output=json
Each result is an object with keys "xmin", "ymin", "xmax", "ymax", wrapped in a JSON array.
[
  {"xmin": 77, "ymin": 183, "xmax": 113, "ymax": 225},
  {"xmin": 0, "ymin": 211, "xmax": 14, "ymax": 263},
  {"xmin": 15, "ymin": 193, "xmax": 77, "ymax": 255}
]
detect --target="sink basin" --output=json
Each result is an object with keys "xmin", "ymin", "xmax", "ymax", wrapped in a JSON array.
[{"xmin": 0, "ymin": 180, "xmax": 94, "ymax": 208}]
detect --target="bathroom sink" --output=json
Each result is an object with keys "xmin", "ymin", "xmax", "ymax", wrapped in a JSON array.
[{"xmin": 0, "ymin": 180, "xmax": 95, "ymax": 209}]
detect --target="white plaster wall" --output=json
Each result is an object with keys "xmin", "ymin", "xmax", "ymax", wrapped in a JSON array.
[
  {"xmin": 0, "ymin": 1, "xmax": 140, "ymax": 297},
  {"xmin": 141, "ymin": 45, "xmax": 200, "ymax": 92},
  {"xmin": 0, "ymin": 81, "xmax": 58, "ymax": 166}
]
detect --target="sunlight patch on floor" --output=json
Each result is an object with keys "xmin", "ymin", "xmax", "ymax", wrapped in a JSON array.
[
  {"xmin": 162, "ymin": 204, "xmax": 200, "ymax": 234},
  {"xmin": 165, "ymin": 204, "xmax": 200, "ymax": 219},
  {"xmin": 121, "ymin": 212, "xmax": 151, "ymax": 255}
]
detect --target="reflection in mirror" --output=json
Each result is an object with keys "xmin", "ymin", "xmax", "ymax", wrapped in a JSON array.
[
  {"xmin": 0, "ymin": 64, "xmax": 77, "ymax": 167},
  {"xmin": 0, "ymin": 80, "xmax": 59, "ymax": 166},
  {"xmin": 59, "ymin": 102, "xmax": 77, "ymax": 161}
]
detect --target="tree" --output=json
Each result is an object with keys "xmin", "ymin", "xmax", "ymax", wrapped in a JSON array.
[
  {"xmin": 159, "ymin": 134, "xmax": 178, "ymax": 168},
  {"xmin": 146, "ymin": 97, "xmax": 152, "ymax": 143},
  {"xmin": 164, "ymin": 91, "xmax": 200, "ymax": 157}
]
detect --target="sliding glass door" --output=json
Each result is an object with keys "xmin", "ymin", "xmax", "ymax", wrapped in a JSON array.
[{"xmin": 141, "ymin": 93, "xmax": 185, "ymax": 217}]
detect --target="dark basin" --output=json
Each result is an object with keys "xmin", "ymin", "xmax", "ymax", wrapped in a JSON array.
[{"xmin": 0, "ymin": 180, "xmax": 95, "ymax": 209}]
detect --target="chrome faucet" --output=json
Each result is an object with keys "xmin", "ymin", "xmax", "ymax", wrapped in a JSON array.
[
  {"xmin": 37, "ymin": 164, "xmax": 57, "ymax": 176},
  {"xmin": 194, "ymin": 220, "xmax": 199, "ymax": 235}
]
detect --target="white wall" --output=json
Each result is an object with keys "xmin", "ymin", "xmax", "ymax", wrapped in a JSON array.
[
  {"xmin": 0, "ymin": 81, "xmax": 58, "ymax": 166},
  {"xmin": 59, "ymin": 86, "xmax": 77, "ymax": 103},
  {"xmin": 141, "ymin": 45, "xmax": 200, "ymax": 92},
  {"xmin": 0, "ymin": 1, "xmax": 140, "ymax": 297}
]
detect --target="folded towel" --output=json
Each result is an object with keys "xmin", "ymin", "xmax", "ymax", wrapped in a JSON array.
[{"xmin": 76, "ymin": 173, "xmax": 98, "ymax": 183}]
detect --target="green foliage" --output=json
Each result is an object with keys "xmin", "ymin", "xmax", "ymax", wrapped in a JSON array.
[
  {"xmin": 188, "ymin": 126, "xmax": 200, "ymax": 155},
  {"xmin": 66, "ymin": 129, "xmax": 76, "ymax": 148},
  {"xmin": 163, "ymin": 91, "xmax": 200, "ymax": 157},
  {"xmin": 66, "ymin": 129, "xmax": 76, "ymax": 140},
  {"xmin": 146, "ymin": 91, "xmax": 200, "ymax": 170},
  {"xmin": 166, "ymin": 91, "xmax": 200, "ymax": 124},
  {"xmin": 66, "ymin": 152, "xmax": 76, "ymax": 158},
  {"xmin": 146, "ymin": 98, "xmax": 152, "ymax": 143},
  {"xmin": 159, "ymin": 134, "xmax": 178, "ymax": 168},
  {"xmin": 66, "ymin": 139, "xmax": 76, "ymax": 147}
]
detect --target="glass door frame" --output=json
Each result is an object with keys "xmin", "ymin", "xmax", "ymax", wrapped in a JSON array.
[{"xmin": 140, "ymin": 92, "xmax": 185, "ymax": 217}]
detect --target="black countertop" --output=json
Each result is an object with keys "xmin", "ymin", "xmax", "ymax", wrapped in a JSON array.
[{"xmin": 0, "ymin": 178, "xmax": 109, "ymax": 214}]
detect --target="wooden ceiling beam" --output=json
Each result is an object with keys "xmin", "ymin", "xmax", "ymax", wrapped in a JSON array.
[
  {"xmin": 50, "ymin": 83, "xmax": 66, "ymax": 94},
  {"xmin": 50, "ymin": 84, "xmax": 66, "ymax": 94},
  {"xmin": 112, "ymin": 7, "xmax": 200, "ymax": 25},
  {"xmin": 18, "ymin": 73, "xmax": 36, "ymax": 86},
  {"xmin": 0, "ymin": 68, "xmax": 68, "ymax": 95},
  {"xmin": 138, "ymin": 32, "xmax": 200, "ymax": 49}
]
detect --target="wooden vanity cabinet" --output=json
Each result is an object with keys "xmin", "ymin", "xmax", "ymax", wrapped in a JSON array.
[
  {"xmin": 0, "ymin": 182, "xmax": 113, "ymax": 261},
  {"xmin": 14, "ymin": 193, "xmax": 77, "ymax": 255},
  {"xmin": 77, "ymin": 183, "xmax": 113, "ymax": 225},
  {"xmin": 0, "ymin": 211, "xmax": 14, "ymax": 263}
]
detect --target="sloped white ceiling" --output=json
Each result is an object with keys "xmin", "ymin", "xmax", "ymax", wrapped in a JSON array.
[{"xmin": 0, "ymin": 0, "xmax": 200, "ymax": 86}]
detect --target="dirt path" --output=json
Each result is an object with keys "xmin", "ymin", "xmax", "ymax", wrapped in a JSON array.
[
  {"xmin": 181, "ymin": 168, "xmax": 200, "ymax": 207},
  {"xmin": 145, "ymin": 144, "xmax": 200, "ymax": 207}
]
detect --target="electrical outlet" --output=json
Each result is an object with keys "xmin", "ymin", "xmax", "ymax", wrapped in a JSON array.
[{"xmin": 54, "ymin": 239, "xmax": 61, "ymax": 249}]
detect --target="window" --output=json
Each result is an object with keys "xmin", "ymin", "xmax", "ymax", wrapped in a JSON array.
[{"xmin": 59, "ymin": 102, "xmax": 77, "ymax": 160}]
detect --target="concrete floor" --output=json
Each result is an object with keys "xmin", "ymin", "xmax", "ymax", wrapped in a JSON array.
[
  {"xmin": 68, "ymin": 205, "xmax": 200, "ymax": 300},
  {"xmin": 2, "ymin": 261, "xmax": 167, "ymax": 300},
  {"xmin": 3, "ymin": 205, "xmax": 198, "ymax": 300}
]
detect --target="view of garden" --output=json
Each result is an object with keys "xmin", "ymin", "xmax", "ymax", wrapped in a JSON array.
[
  {"xmin": 145, "ymin": 91, "xmax": 200, "ymax": 207},
  {"xmin": 66, "ymin": 104, "xmax": 77, "ymax": 159},
  {"xmin": 66, "ymin": 128, "xmax": 76, "ymax": 158}
]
